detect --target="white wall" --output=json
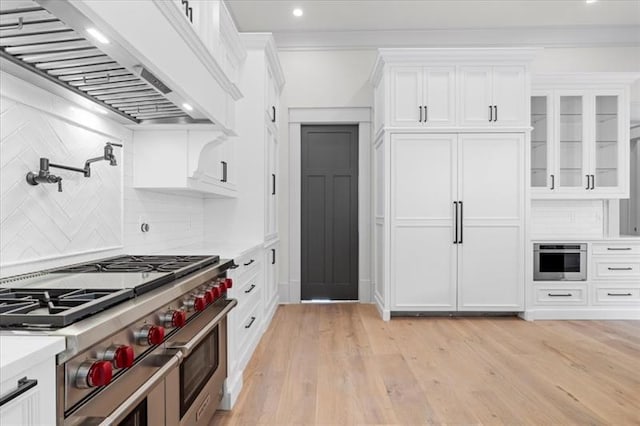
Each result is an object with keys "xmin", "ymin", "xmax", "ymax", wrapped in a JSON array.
[
  {"xmin": 275, "ymin": 46, "xmax": 640, "ymax": 294},
  {"xmin": 0, "ymin": 72, "xmax": 206, "ymax": 277}
]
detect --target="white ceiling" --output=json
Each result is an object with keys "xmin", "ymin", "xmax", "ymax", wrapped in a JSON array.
[{"xmin": 225, "ymin": 0, "xmax": 640, "ymax": 33}]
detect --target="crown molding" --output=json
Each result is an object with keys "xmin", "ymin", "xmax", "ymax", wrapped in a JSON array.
[
  {"xmin": 533, "ymin": 72, "xmax": 640, "ymax": 86},
  {"xmin": 274, "ymin": 25, "xmax": 640, "ymax": 51},
  {"xmin": 240, "ymin": 33, "xmax": 286, "ymax": 92}
]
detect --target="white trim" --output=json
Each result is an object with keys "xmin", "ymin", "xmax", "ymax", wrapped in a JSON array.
[
  {"xmin": 240, "ymin": 33, "xmax": 286, "ymax": 92},
  {"xmin": 275, "ymin": 26, "xmax": 640, "ymax": 51},
  {"xmin": 287, "ymin": 107, "xmax": 372, "ymax": 303},
  {"xmin": 524, "ymin": 309, "xmax": 640, "ymax": 320}
]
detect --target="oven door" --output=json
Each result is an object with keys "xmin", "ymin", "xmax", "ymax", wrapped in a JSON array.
[
  {"xmin": 165, "ymin": 299, "xmax": 235, "ymax": 426},
  {"xmin": 64, "ymin": 350, "xmax": 179, "ymax": 426},
  {"xmin": 534, "ymin": 245, "xmax": 587, "ymax": 281}
]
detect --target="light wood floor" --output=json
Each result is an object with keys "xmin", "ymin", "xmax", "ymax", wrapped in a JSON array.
[{"xmin": 212, "ymin": 304, "xmax": 640, "ymax": 425}]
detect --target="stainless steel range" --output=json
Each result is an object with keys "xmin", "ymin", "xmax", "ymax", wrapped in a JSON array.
[{"xmin": 0, "ymin": 255, "xmax": 237, "ymax": 426}]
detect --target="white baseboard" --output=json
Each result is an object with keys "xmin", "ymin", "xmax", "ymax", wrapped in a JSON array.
[
  {"xmin": 220, "ymin": 371, "xmax": 243, "ymax": 410},
  {"xmin": 264, "ymin": 293, "xmax": 279, "ymax": 324},
  {"xmin": 526, "ymin": 309, "xmax": 640, "ymax": 320},
  {"xmin": 374, "ymin": 291, "xmax": 390, "ymax": 321}
]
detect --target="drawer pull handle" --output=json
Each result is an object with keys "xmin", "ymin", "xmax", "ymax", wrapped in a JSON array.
[
  {"xmin": 607, "ymin": 292, "xmax": 633, "ymax": 297},
  {"xmin": 607, "ymin": 247, "xmax": 632, "ymax": 251},
  {"xmin": 0, "ymin": 377, "xmax": 37, "ymax": 407},
  {"xmin": 245, "ymin": 316, "xmax": 256, "ymax": 329},
  {"xmin": 243, "ymin": 259, "xmax": 255, "ymax": 266},
  {"xmin": 548, "ymin": 293, "xmax": 572, "ymax": 297},
  {"xmin": 244, "ymin": 284, "xmax": 256, "ymax": 294},
  {"xmin": 607, "ymin": 267, "xmax": 633, "ymax": 271}
]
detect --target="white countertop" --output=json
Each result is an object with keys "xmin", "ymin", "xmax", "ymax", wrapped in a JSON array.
[
  {"xmin": 0, "ymin": 335, "xmax": 65, "ymax": 373},
  {"xmin": 153, "ymin": 241, "xmax": 265, "ymax": 260}
]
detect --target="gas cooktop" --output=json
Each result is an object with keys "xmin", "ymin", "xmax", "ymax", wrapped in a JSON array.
[{"xmin": 0, "ymin": 254, "xmax": 221, "ymax": 328}]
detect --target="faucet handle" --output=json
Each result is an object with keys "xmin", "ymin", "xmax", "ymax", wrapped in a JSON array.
[
  {"xmin": 107, "ymin": 142, "xmax": 123, "ymax": 148},
  {"xmin": 57, "ymin": 178, "xmax": 63, "ymax": 192}
]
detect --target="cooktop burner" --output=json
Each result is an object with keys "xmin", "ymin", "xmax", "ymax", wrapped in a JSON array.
[{"xmin": 0, "ymin": 287, "xmax": 133, "ymax": 328}]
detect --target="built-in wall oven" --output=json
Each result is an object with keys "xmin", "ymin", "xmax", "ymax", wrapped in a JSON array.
[{"xmin": 534, "ymin": 243, "xmax": 587, "ymax": 281}]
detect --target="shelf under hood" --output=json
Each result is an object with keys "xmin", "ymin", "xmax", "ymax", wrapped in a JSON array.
[{"xmin": 0, "ymin": 0, "xmax": 208, "ymax": 124}]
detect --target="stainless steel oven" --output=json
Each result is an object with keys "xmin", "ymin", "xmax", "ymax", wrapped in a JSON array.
[
  {"xmin": 165, "ymin": 299, "xmax": 235, "ymax": 426},
  {"xmin": 534, "ymin": 243, "xmax": 587, "ymax": 281}
]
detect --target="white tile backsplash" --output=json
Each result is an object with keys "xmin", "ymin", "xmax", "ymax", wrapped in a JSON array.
[
  {"xmin": 531, "ymin": 200, "xmax": 604, "ymax": 239},
  {"xmin": 0, "ymin": 73, "xmax": 207, "ymax": 277}
]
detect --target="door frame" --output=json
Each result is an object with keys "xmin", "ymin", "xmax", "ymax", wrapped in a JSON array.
[{"xmin": 286, "ymin": 107, "xmax": 372, "ymax": 303}]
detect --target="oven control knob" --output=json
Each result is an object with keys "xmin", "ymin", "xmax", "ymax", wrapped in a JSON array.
[
  {"xmin": 163, "ymin": 310, "xmax": 187, "ymax": 328},
  {"xmin": 224, "ymin": 278, "xmax": 233, "ymax": 289},
  {"xmin": 186, "ymin": 295, "xmax": 207, "ymax": 312},
  {"xmin": 210, "ymin": 285, "xmax": 221, "ymax": 300},
  {"xmin": 105, "ymin": 345, "xmax": 135, "ymax": 369},
  {"xmin": 203, "ymin": 289, "xmax": 215, "ymax": 305},
  {"xmin": 76, "ymin": 360, "xmax": 113, "ymax": 388},
  {"xmin": 135, "ymin": 324, "xmax": 165, "ymax": 346}
]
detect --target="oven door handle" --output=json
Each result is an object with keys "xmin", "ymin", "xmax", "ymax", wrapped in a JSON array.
[
  {"xmin": 95, "ymin": 354, "xmax": 180, "ymax": 426},
  {"xmin": 166, "ymin": 299, "xmax": 237, "ymax": 358}
]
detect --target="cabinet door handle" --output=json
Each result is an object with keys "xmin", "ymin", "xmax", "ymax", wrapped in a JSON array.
[
  {"xmin": 453, "ymin": 201, "xmax": 458, "ymax": 244},
  {"xmin": 488, "ymin": 105, "xmax": 493, "ymax": 122},
  {"xmin": 458, "ymin": 201, "xmax": 463, "ymax": 244},
  {"xmin": 550, "ymin": 174, "xmax": 555, "ymax": 190},
  {"xmin": 244, "ymin": 316, "xmax": 257, "ymax": 329},
  {"xmin": 607, "ymin": 292, "xmax": 633, "ymax": 297},
  {"xmin": 591, "ymin": 174, "xmax": 595, "ymax": 190},
  {"xmin": 0, "ymin": 377, "xmax": 37, "ymax": 407},
  {"xmin": 607, "ymin": 267, "xmax": 633, "ymax": 271},
  {"xmin": 272, "ymin": 106, "xmax": 276, "ymax": 123},
  {"xmin": 271, "ymin": 248, "xmax": 276, "ymax": 265},
  {"xmin": 221, "ymin": 161, "xmax": 227, "ymax": 183},
  {"xmin": 419, "ymin": 106, "xmax": 423, "ymax": 123},
  {"xmin": 244, "ymin": 284, "xmax": 256, "ymax": 294},
  {"xmin": 272, "ymin": 173, "xmax": 276, "ymax": 195},
  {"xmin": 424, "ymin": 105, "xmax": 428, "ymax": 122},
  {"xmin": 607, "ymin": 247, "xmax": 632, "ymax": 251},
  {"xmin": 187, "ymin": 6, "xmax": 193, "ymax": 22},
  {"xmin": 585, "ymin": 174, "xmax": 590, "ymax": 190},
  {"xmin": 243, "ymin": 259, "xmax": 255, "ymax": 266},
  {"xmin": 494, "ymin": 105, "xmax": 498, "ymax": 122},
  {"xmin": 548, "ymin": 293, "xmax": 573, "ymax": 297}
]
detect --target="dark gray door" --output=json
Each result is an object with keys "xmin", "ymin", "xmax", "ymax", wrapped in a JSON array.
[{"xmin": 301, "ymin": 125, "xmax": 358, "ymax": 300}]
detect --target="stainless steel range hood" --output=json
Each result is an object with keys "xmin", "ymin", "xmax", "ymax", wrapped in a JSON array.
[{"xmin": 0, "ymin": 0, "xmax": 211, "ymax": 124}]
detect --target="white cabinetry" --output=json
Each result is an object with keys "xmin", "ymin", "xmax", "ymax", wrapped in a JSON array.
[
  {"xmin": 389, "ymin": 66, "xmax": 455, "ymax": 127},
  {"xmin": 133, "ymin": 128, "xmax": 237, "ymax": 197},
  {"xmin": 0, "ymin": 337, "xmax": 65, "ymax": 426},
  {"xmin": 371, "ymin": 48, "xmax": 534, "ymax": 319},
  {"xmin": 530, "ymin": 74, "xmax": 637, "ymax": 199},
  {"xmin": 390, "ymin": 134, "xmax": 524, "ymax": 312},
  {"xmin": 459, "ymin": 66, "xmax": 527, "ymax": 127},
  {"xmin": 265, "ymin": 127, "xmax": 278, "ymax": 240}
]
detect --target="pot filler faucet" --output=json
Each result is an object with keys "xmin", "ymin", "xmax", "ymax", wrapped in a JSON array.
[{"xmin": 26, "ymin": 142, "xmax": 122, "ymax": 192}]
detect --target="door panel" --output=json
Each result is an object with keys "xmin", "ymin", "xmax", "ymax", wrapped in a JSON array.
[
  {"xmin": 492, "ymin": 66, "xmax": 526, "ymax": 126},
  {"xmin": 459, "ymin": 67, "xmax": 492, "ymax": 126},
  {"xmin": 301, "ymin": 125, "xmax": 358, "ymax": 300},
  {"xmin": 391, "ymin": 134, "xmax": 457, "ymax": 310},
  {"xmin": 457, "ymin": 134, "xmax": 524, "ymax": 310},
  {"xmin": 390, "ymin": 67, "xmax": 422, "ymax": 127},
  {"xmin": 424, "ymin": 67, "xmax": 455, "ymax": 126},
  {"xmin": 556, "ymin": 92, "xmax": 589, "ymax": 190}
]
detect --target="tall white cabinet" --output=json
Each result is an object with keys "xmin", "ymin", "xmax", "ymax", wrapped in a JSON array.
[{"xmin": 371, "ymin": 48, "xmax": 535, "ymax": 320}]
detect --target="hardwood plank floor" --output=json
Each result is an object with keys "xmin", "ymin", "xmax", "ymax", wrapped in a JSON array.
[{"xmin": 211, "ymin": 304, "xmax": 640, "ymax": 426}]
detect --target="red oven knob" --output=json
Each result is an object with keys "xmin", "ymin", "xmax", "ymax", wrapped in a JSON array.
[
  {"xmin": 105, "ymin": 345, "xmax": 135, "ymax": 369},
  {"xmin": 76, "ymin": 360, "xmax": 113, "ymax": 388},
  {"xmin": 224, "ymin": 278, "xmax": 233, "ymax": 289},
  {"xmin": 185, "ymin": 295, "xmax": 206, "ymax": 312},
  {"xmin": 203, "ymin": 289, "xmax": 215, "ymax": 304},
  {"xmin": 209, "ymin": 285, "xmax": 221, "ymax": 300},
  {"xmin": 136, "ymin": 324, "xmax": 165, "ymax": 346},
  {"xmin": 163, "ymin": 309, "xmax": 187, "ymax": 328}
]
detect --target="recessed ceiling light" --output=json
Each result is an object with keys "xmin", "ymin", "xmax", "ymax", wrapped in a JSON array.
[
  {"xmin": 585, "ymin": 0, "xmax": 597, "ymax": 3},
  {"xmin": 293, "ymin": 8, "xmax": 303, "ymax": 17},
  {"xmin": 182, "ymin": 103, "xmax": 194, "ymax": 111},
  {"xmin": 86, "ymin": 28, "xmax": 109, "ymax": 44}
]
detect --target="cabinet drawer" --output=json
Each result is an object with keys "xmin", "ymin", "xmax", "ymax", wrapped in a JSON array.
[
  {"xmin": 236, "ymin": 300, "xmax": 262, "ymax": 358},
  {"xmin": 534, "ymin": 286, "xmax": 587, "ymax": 305},
  {"xmin": 594, "ymin": 287, "xmax": 640, "ymax": 304},
  {"xmin": 591, "ymin": 243, "xmax": 640, "ymax": 256},
  {"xmin": 592, "ymin": 259, "xmax": 640, "ymax": 280},
  {"xmin": 229, "ymin": 251, "xmax": 261, "ymax": 283}
]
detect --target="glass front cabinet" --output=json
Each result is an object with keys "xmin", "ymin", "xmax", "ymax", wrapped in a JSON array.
[{"xmin": 530, "ymin": 79, "xmax": 631, "ymax": 199}]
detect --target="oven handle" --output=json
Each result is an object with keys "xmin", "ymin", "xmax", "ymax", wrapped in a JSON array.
[
  {"xmin": 167, "ymin": 299, "xmax": 237, "ymax": 358},
  {"xmin": 95, "ymin": 354, "xmax": 180, "ymax": 426},
  {"xmin": 535, "ymin": 250, "xmax": 585, "ymax": 254}
]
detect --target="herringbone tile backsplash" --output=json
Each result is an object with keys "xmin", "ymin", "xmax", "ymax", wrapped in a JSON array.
[{"xmin": 0, "ymin": 95, "xmax": 123, "ymax": 266}]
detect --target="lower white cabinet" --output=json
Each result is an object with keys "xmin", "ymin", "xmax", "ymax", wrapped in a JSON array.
[
  {"xmin": 0, "ymin": 337, "xmax": 64, "ymax": 426},
  {"xmin": 264, "ymin": 240, "xmax": 279, "ymax": 322},
  {"xmin": 390, "ymin": 133, "xmax": 525, "ymax": 312}
]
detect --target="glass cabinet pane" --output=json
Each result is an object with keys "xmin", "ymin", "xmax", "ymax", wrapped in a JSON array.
[
  {"xmin": 594, "ymin": 95, "xmax": 618, "ymax": 187},
  {"xmin": 531, "ymin": 96, "xmax": 548, "ymax": 187},
  {"xmin": 558, "ymin": 96, "xmax": 584, "ymax": 187}
]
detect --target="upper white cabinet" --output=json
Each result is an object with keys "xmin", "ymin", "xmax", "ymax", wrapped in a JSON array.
[
  {"xmin": 389, "ymin": 66, "xmax": 455, "ymax": 127},
  {"xmin": 371, "ymin": 49, "xmax": 536, "ymax": 132},
  {"xmin": 459, "ymin": 66, "xmax": 527, "ymax": 127},
  {"xmin": 133, "ymin": 127, "xmax": 237, "ymax": 197},
  {"xmin": 70, "ymin": 0, "xmax": 245, "ymax": 133},
  {"xmin": 531, "ymin": 74, "xmax": 637, "ymax": 199}
]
